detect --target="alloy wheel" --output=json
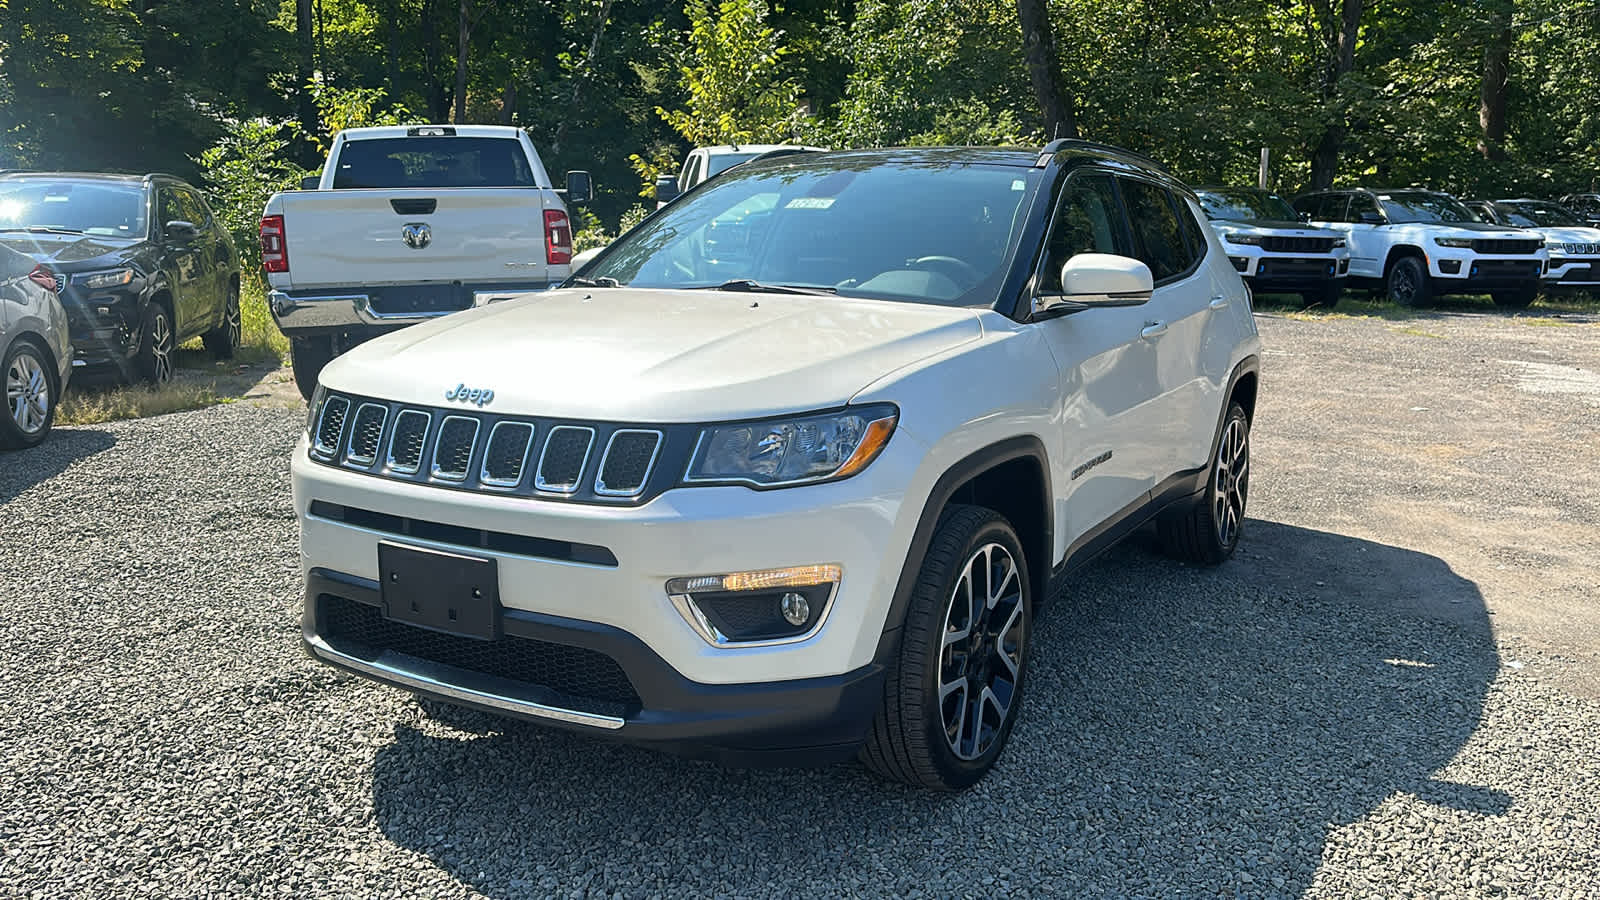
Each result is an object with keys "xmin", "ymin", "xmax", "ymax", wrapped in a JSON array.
[
  {"xmin": 5, "ymin": 350, "xmax": 50, "ymax": 435},
  {"xmin": 1211, "ymin": 416, "xmax": 1250, "ymax": 547},
  {"xmin": 1391, "ymin": 265, "xmax": 1418, "ymax": 304},
  {"xmin": 151, "ymin": 310, "xmax": 174, "ymax": 383},
  {"xmin": 226, "ymin": 292, "xmax": 242, "ymax": 349},
  {"xmin": 938, "ymin": 542, "xmax": 1027, "ymax": 761}
]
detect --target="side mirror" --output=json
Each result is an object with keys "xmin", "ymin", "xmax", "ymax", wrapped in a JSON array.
[
  {"xmin": 164, "ymin": 220, "xmax": 199, "ymax": 242},
  {"xmin": 1358, "ymin": 211, "xmax": 1387, "ymax": 225},
  {"xmin": 654, "ymin": 174, "xmax": 681, "ymax": 205},
  {"xmin": 564, "ymin": 170, "xmax": 593, "ymax": 205},
  {"xmin": 299, "ymin": 174, "xmax": 321, "ymax": 190},
  {"xmin": 1298, "ymin": 210, "xmax": 1312, "ymax": 223},
  {"xmin": 1035, "ymin": 253, "xmax": 1154, "ymax": 318},
  {"xmin": 570, "ymin": 245, "xmax": 605, "ymax": 269}
]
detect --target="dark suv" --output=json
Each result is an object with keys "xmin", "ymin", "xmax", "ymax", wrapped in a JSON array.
[
  {"xmin": 0, "ymin": 173, "xmax": 242, "ymax": 383},
  {"xmin": 1560, "ymin": 194, "xmax": 1600, "ymax": 228}
]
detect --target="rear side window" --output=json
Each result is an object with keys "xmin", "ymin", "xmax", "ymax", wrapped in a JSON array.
[
  {"xmin": 1346, "ymin": 194, "xmax": 1381, "ymax": 223},
  {"xmin": 1119, "ymin": 178, "xmax": 1193, "ymax": 282},
  {"xmin": 331, "ymin": 137, "xmax": 535, "ymax": 189},
  {"xmin": 1038, "ymin": 172, "xmax": 1130, "ymax": 293},
  {"xmin": 1174, "ymin": 194, "xmax": 1210, "ymax": 260}
]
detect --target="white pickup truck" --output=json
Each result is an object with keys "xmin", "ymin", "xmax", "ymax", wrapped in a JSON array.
[{"xmin": 262, "ymin": 125, "xmax": 592, "ymax": 399}]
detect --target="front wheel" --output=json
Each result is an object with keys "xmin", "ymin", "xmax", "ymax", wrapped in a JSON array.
[
  {"xmin": 1158, "ymin": 402, "xmax": 1251, "ymax": 565},
  {"xmin": 861, "ymin": 505, "xmax": 1032, "ymax": 790},
  {"xmin": 1386, "ymin": 256, "xmax": 1431, "ymax": 307},
  {"xmin": 2, "ymin": 339, "xmax": 57, "ymax": 450},
  {"xmin": 134, "ymin": 303, "xmax": 175, "ymax": 385},
  {"xmin": 1299, "ymin": 283, "xmax": 1342, "ymax": 309},
  {"xmin": 204, "ymin": 282, "xmax": 241, "ymax": 359},
  {"xmin": 1492, "ymin": 287, "xmax": 1537, "ymax": 309}
]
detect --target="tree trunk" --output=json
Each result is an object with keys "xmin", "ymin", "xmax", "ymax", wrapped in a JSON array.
[
  {"xmin": 295, "ymin": 0, "xmax": 317, "ymax": 161},
  {"xmin": 1308, "ymin": 0, "xmax": 1362, "ymax": 189},
  {"xmin": 453, "ymin": 0, "xmax": 471, "ymax": 124},
  {"xmin": 1477, "ymin": 0, "xmax": 1513, "ymax": 161},
  {"xmin": 422, "ymin": 0, "xmax": 448, "ymax": 122},
  {"xmin": 384, "ymin": 0, "xmax": 401, "ymax": 92},
  {"xmin": 1016, "ymin": 0, "xmax": 1078, "ymax": 140},
  {"xmin": 499, "ymin": 82, "xmax": 516, "ymax": 125},
  {"xmin": 553, "ymin": 0, "xmax": 614, "ymax": 155}
]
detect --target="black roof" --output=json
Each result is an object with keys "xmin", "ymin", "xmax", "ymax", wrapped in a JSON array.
[
  {"xmin": 0, "ymin": 171, "xmax": 189, "ymax": 186},
  {"xmin": 1192, "ymin": 185, "xmax": 1281, "ymax": 194},
  {"xmin": 736, "ymin": 141, "xmax": 1186, "ymax": 189}
]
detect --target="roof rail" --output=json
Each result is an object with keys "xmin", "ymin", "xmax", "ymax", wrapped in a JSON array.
[{"xmin": 143, "ymin": 172, "xmax": 189, "ymax": 183}]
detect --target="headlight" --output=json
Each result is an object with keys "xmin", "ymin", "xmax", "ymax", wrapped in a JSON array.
[
  {"xmin": 685, "ymin": 405, "xmax": 898, "ymax": 487},
  {"xmin": 1548, "ymin": 242, "xmax": 1569, "ymax": 254},
  {"xmin": 305, "ymin": 385, "xmax": 326, "ymax": 437},
  {"xmin": 75, "ymin": 268, "xmax": 136, "ymax": 289},
  {"xmin": 1433, "ymin": 237, "xmax": 1475, "ymax": 249},
  {"xmin": 1223, "ymin": 233, "xmax": 1263, "ymax": 245},
  {"xmin": 1332, "ymin": 238, "xmax": 1347, "ymax": 248}
]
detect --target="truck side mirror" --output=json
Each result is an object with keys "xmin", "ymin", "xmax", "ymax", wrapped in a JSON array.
[
  {"xmin": 654, "ymin": 174, "xmax": 681, "ymax": 205},
  {"xmin": 299, "ymin": 174, "xmax": 321, "ymax": 190},
  {"xmin": 1359, "ymin": 211, "xmax": 1387, "ymax": 225},
  {"xmin": 564, "ymin": 170, "xmax": 593, "ymax": 205}
]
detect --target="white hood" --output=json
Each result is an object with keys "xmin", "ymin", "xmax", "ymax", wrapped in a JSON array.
[
  {"xmin": 1533, "ymin": 226, "xmax": 1600, "ymax": 249},
  {"xmin": 320, "ymin": 287, "xmax": 984, "ymax": 422}
]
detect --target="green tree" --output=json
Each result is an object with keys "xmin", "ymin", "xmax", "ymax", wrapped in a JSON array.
[{"xmin": 657, "ymin": 0, "xmax": 804, "ymax": 146}]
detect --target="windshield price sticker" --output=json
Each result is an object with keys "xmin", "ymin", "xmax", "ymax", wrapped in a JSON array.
[{"xmin": 785, "ymin": 197, "xmax": 836, "ymax": 210}]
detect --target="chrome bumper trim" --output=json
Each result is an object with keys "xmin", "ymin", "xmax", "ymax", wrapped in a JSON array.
[{"xmin": 305, "ymin": 633, "xmax": 627, "ymax": 730}]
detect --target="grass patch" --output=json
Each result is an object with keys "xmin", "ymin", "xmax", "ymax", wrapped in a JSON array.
[
  {"xmin": 240, "ymin": 275, "xmax": 290, "ymax": 366},
  {"xmin": 58, "ymin": 380, "xmax": 224, "ymax": 426},
  {"xmin": 1259, "ymin": 288, "xmax": 1600, "ymax": 322},
  {"xmin": 1388, "ymin": 325, "xmax": 1445, "ymax": 338}
]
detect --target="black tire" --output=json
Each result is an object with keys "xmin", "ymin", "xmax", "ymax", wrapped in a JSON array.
[
  {"xmin": 2, "ymin": 338, "xmax": 57, "ymax": 450},
  {"xmin": 1385, "ymin": 256, "xmax": 1431, "ymax": 307},
  {"xmin": 1299, "ymin": 283, "xmax": 1342, "ymax": 309},
  {"xmin": 290, "ymin": 336, "xmax": 334, "ymax": 403},
  {"xmin": 134, "ymin": 302, "xmax": 175, "ymax": 385},
  {"xmin": 1158, "ymin": 402, "xmax": 1251, "ymax": 565},
  {"xmin": 1491, "ymin": 287, "xmax": 1536, "ymax": 309},
  {"xmin": 203, "ymin": 281, "xmax": 241, "ymax": 359},
  {"xmin": 860, "ymin": 505, "xmax": 1032, "ymax": 791}
]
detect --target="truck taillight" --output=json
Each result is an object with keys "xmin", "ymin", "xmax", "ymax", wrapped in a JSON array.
[
  {"xmin": 27, "ymin": 265, "xmax": 60, "ymax": 293},
  {"xmin": 260, "ymin": 215, "xmax": 289, "ymax": 273},
  {"xmin": 544, "ymin": 209, "xmax": 573, "ymax": 266}
]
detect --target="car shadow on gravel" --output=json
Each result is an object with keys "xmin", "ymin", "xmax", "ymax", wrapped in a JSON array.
[
  {"xmin": 369, "ymin": 520, "xmax": 1504, "ymax": 897},
  {"xmin": 0, "ymin": 427, "xmax": 115, "ymax": 504}
]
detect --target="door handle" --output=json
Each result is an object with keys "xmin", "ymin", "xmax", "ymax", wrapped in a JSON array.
[
  {"xmin": 1209, "ymin": 295, "xmax": 1229, "ymax": 310},
  {"xmin": 1140, "ymin": 321, "xmax": 1168, "ymax": 340}
]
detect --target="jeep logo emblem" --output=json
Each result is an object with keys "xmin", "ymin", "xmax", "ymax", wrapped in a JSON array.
[
  {"xmin": 401, "ymin": 222, "xmax": 432, "ymax": 250},
  {"xmin": 445, "ymin": 384, "xmax": 494, "ymax": 407}
]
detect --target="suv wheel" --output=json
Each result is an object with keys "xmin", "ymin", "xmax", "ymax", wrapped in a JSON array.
[
  {"xmin": 204, "ymin": 283, "xmax": 242, "ymax": 359},
  {"xmin": 1158, "ymin": 402, "xmax": 1250, "ymax": 565},
  {"xmin": 2, "ymin": 339, "xmax": 56, "ymax": 450},
  {"xmin": 135, "ymin": 303, "xmax": 175, "ymax": 384},
  {"xmin": 861, "ymin": 505, "xmax": 1031, "ymax": 790},
  {"xmin": 1491, "ymin": 288, "xmax": 1536, "ymax": 309},
  {"xmin": 1385, "ymin": 256, "xmax": 1431, "ymax": 306},
  {"xmin": 290, "ymin": 337, "xmax": 334, "ymax": 403},
  {"xmin": 1300, "ymin": 283, "xmax": 1342, "ymax": 309}
]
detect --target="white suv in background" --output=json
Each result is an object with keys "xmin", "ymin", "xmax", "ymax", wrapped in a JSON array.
[
  {"xmin": 1293, "ymin": 188, "xmax": 1547, "ymax": 308},
  {"xmin": 295, "ymin": 141, "xmax": 1261, "ymax": 790},
  {"xmin": 1464, "ymin": 199, "xmax": 1600, "ymax": 294},
  {"xmin": 652, "ymin": 144, "xmax": 826, "ymax": 206},
  {"xmin": 1194, "ymin": 186, "xmax": 1350, "ymax": 308}
]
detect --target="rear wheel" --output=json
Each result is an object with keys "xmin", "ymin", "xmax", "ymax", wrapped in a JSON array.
[
  {"xmin": 2, "ymin": 339, "xmax": 57, "ymax": 450},
  {"xmin": 1299, "ymin": 283, "xmax": 1342, "ymax": 309},
  {"xmin": 1491, "ymin": 287, "xmax": 1537, "ymax": 309},
  {"xmin": 134, "ymin": 302, "xmax": 175, "ymax": 385},
  {"xmin": 203, "ymin": 282, "xmax": 241, "ymax": 359},
  {"xmin": 290, "ymin": 336, "xmax": 334, "ymax": 403},
  {"xmin": 1158, "ymin": 402, "xmax": 1250, "ymax": 565},
  {"xmin": 1385, "ymin": 256, "xmax": 1431, "ymax": 307},
  {"xmin": 861, "ymin": 505, "xmax": 1031, "ymax": 790}
]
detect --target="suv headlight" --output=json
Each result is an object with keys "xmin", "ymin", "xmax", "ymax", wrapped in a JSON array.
[
  {"xmin": 1332, "ymin": 237, "xmax": 1347, "ymax": 248},
  {"xmin": 1222, "ymin": 233, "xmax": 1263, "ymax": 245},
  {"xmin": 1433, "ymin": 237, "xmax": 1475, "ymax": 249},
  {"xmin": 75, "ymin": 268, "xmax": 136, "ymax": 289},
  {"xmin": 685, "ymin": 405, "xmax": 898, "ymax": 487},
  {"xmin": 1548, "ymin": 242, "xmax": 1569, "ymax": 254}
]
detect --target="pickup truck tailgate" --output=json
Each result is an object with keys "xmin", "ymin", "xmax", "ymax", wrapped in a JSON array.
[{"xmin": 276, "ymin": 188, "xmax": 551, "ymax": 289}]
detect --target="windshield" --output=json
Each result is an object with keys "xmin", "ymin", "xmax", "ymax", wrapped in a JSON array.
[
  {"xmin": 331, "ymin": 137, "xmax": 536, "ymax": 188},
  {"xmin": 1378, "ymin": 192, "xmax": 1475, "ymax": 224},
  {"xmin": 1195, "ymin": 189, "xmax": 1297, "ymax": 222},
  {"xmin": 0, "ymin": 180, "xmax": 148, "ymax": 236},
  {"xmin": 1565, "ymin": 195, "xmax": 1600, "ymax": 214},
  {"xmin": 705, "ymin": 153, "xmax": 762, "ymax": 178},
  {"xmin": 582, "ymin": 156, "xmax": 1039, "ymax": 306},
  {"xmin": 1501, "ymin": 201, "xmax": 1582, "ymax": 228}
]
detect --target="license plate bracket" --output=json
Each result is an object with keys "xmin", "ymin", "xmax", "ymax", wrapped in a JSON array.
[{"xmin": 378, "ymin": 541, "xmax": 501, "ymax": 640}]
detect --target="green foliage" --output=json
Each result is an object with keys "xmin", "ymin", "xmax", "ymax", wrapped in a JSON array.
[
  {"xmin": 292, "ymin": 78, "xmax": 420, "ymax": 156},
  {"xmin": 657, "ymin": 0, "xmax": 805, "ymax": 146},
  {"xmin": 194, "ymin": 119, "xmax": 307, "ymax": 270}
]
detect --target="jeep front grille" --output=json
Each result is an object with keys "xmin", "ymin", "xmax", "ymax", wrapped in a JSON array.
[
  {"xmin": 313, "ymin": 396, "xmax": 351, "ymax": 458},
  {"xmin": 481, "ymin": 422, "xmax": 534, "ymax": 487},
  {"xmin": 431, "ymin": 416, "xmax": 480, "ymax": 481},
  {"xmin": 536, "ymin": 426, "xmax": 595, "ymax": 492},
  {"xmin": 345, "ymin": 403, "xmax": 388, "ymax": 467},
  {"xmin": 1261, "ymin": 235, "xmax": 1337, "ymax": 253},
  {"xmin": 1473, "ymin": 238, "xmax": 1542, "ymax": 254},
  {"xmin": 596, "ymin": 430, "xmax": 662, "ymax": 497},
  {"xmin": 387, "ymin": 410, "xmax": 431, "ymax": 474}
]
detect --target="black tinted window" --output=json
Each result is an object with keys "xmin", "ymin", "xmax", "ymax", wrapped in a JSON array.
[
  {"xmin": 332, "ymin": 137, "xmax": 536, "ymax": 188},
  {"xmin": 1347, "ymin": 194, "xmax": 1381, "ymax": 223},
  {"xmin": 1175, "ymin": 194, "xmax": 1210, "ymax": 260},
  {"xmin": 1120, "ymin": 179, "xmax": 1191, "ymax": 282},
  {"xmin": 174, "ymin": 188, "xmax": 211, "ymax": 227},
  {"xmin": 1039, "ymin": 173, "xmax": 1128, "ymax": 293}
]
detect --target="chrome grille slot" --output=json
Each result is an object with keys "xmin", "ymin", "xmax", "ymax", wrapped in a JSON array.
[
  {"xmin": 481, "ymin": 421, "xmax": 535, "ymax": 488},
  {"xmin": 344, "ymin": 403, "xmax": 389, "ymax": 467},
  {"xmin": 536, "ymin": 426, "xmax": 595, "ymax": 492},
  {"xmin": 313, "ymin": 396, "xmax": 351, "ymax": 458},
  {"xmin": 431, "ymin": 416, "xmax": 480, "ymax": 482},
  {"xmin": 595, "ymin": 430, "xmax": 662, "ymax": 497},
  {"xmin": 386, "ymin": 410, "xmax": 432, "ymax": 474}
]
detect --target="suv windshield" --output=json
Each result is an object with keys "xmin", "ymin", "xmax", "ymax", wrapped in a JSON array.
[
  {"xmin": 582, "ymin": 156, "xmax": 1040, "ymax": 306},
  {"xmin": 331, "ymin": 137, "xmax": 536, "ymax": 188},
  {"xmin": 1501, "ymin": 201, "xmax": 1583, "ymax": 228},
  {"xmin": 0, "ymin": 179, "xmax": 148, "ymax": 237},
  {"xmin": 1196, "ymin": 189, "xmax": 1297, "ymax": 222},
  {"xmin": 705, "ymin": 152, "xmax": 763, "ymax": 178},
  {"xmin": 1377, "ymin": 192, "xmax": 1475, "ymax": 224}
]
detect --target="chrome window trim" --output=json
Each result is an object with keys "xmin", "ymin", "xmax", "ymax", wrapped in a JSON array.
[
  {"xmin": 385, "ymin": 409, "xmax": 433, "ymax": 475},
  {"xmin": 342, "ymin": 402, "xmax": 390, "ymax": 468},
  {"xmin": 594, "ymin": 429, "xmax": 664, "ymax": 497},
  {"xmin": 534, "ymin": 425, "xmax": 596, "ymax": 493},
  {"xmin": 430, "ymin": 415, "xmax": 481, "ymax": 483},
  {"xmin": 312, "ymin": 395, "xmax": 352, "ymax": 459},
  {"xmin": 479, "ymin": 420, "xmax": 535, "ymax": 489}
]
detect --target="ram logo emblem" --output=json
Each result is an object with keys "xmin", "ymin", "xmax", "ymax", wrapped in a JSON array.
[{"xmin": 401, "ymin": 222, "xmax": 432, "ymax": 250}]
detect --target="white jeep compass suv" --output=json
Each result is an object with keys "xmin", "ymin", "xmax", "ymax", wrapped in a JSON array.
[
  {"xmin": 294, "ymin": 141, "xmax": 1263, "ymax": 790},
  {"xmin": 1293, "ymin": 188, "xmax": 1547, "ymax": 308}
]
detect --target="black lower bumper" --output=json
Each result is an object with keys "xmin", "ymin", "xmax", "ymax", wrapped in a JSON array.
[
  {"xmin": 301, "ymin": 569, "xmax": 885, "ymax": 766},
  {"xmin": 1437, "ymin": 259, "xmax": 1544, "ymax": 294},
  {"xmin": 1244, "ymin": 257, "xmax": 1346, "ymax": 292}
]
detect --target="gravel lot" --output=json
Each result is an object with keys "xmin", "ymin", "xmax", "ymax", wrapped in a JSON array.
[{"xmin": 2, "ymin": 309, "xmax": 1599, "ymax": 897}]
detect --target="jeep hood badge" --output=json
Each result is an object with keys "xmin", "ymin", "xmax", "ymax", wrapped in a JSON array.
[{"xmin": 445, "ymin": 384, "xmax": 495, "ymax": 406}]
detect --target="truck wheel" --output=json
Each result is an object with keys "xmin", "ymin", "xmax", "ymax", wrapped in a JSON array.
[
  {"xmin": 2, "ymin": 338, "xmax": 57, "ymax": 450},
  {"xmin": 203, "ymin": 283, "xmax": 242, "ymax": 360},
  {"xmin": 134, "ymin": 302, "xmax": 175, "ymax": 384},
  {"xmin": 1158, "ymin": 402, "xmax": 1250, "ymax": 565},
  {"xmin": 861, "ymin": 504, "xmax": 1032, "ymax": 791},
  {"xmin": 290, "ymin": 337, "xmax": 334, "ymax": 403},
  {"xmin": 1299, "ymin": 283, "xmax": 1342, "ymax": 309},
  {"xmin": 1491, "ymin": 288, "xmax": 1536, "ymax": 309},
  {"xmin": 1385, "ymin": 256, "xmax": 1431, "ymax": 307}
]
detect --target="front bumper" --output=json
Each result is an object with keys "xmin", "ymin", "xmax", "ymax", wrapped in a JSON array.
[
  {"xmin": 1226, "ymin": 247, "xmax": 1350, "ymax": 291},
  {"xmin": 269, "ymin": 281, "xmax": 554, "ymax": 336},
  {"xmin": 1545, "ymin": 256, "xmax": 1600, "ymax": 287},
  {"xmin": 1427, "ymin": 255, "xmax": 1545, "ymax": 291}
]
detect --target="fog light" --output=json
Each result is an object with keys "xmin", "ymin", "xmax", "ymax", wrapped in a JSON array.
[
  {"xmin": 780, "ymin": 592, "xmax": 810, "ymax": 626},
  {"xmin": 1440, "ymin": 259, "xmax": 1462, "ymax": 275}
]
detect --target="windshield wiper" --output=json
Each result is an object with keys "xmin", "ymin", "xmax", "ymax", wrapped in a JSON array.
[
  {"xmin": 693, "ymin": 279, "xmax": 837, "ymax": 296},
  {"xmin": 0, "ymin": 226, "xmax": 85, "ymax": 235},
  {"xmin": 568, "ymin": 275, "xmax": 623, "ymax": 287}
]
